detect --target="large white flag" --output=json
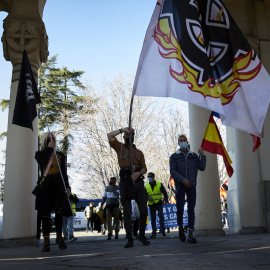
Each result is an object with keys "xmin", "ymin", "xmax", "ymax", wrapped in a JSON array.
[{"xmin": 133, "ymin": 0, "xmax": 270, "ymax": 137}]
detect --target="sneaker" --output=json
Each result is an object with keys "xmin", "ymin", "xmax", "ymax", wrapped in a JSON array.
[
  {"xmin": 90, "ymin": 231, "xmax": 94, "ymax": 234},
  {"xmin": 125, "ymin": 238, "xmax": 133, "ymax": 248},
  {"xmin": 107, "ymin": 234, "xmax": 112, "ymax": 240},
  {"xmin": 150, "ymin": 234, "xmax": 156, "ymax": 239},
  {"xmin": 138, "ymin": 235, "xmax": 150, "ymax": 246},
  {"xmin": 69, "ymin": 237, "xmax": 77, "ymax": 242},
  {"xmin": 179, "ymin": 227, "xmax": 186, "ymax": 242}
]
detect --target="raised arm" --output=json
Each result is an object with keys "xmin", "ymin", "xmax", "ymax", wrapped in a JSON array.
[{"xmin": 107, "ymin": 127, "xmax": 133, "ymax": 142}]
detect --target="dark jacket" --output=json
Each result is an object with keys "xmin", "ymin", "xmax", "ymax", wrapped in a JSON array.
[
  {"xmin": 35, "ymin": 147, "xmax": 69, "ymax": 188},
  {"xmin": 63, "ymin": 193, "xmax": 79, "ymax": 216},
  {"xmin": 170, "ymin": 149, "xmax": 206, "ymax": 186}
]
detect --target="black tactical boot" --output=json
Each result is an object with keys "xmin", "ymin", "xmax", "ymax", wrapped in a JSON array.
[
  {"xmin": 138, "ymin": 235, "xmax": 150, "ymax": 246},
  {"xmin": 56, "ymin": 235, "xmax": 67, "ymax": 249},
  {"xmin": 124, "ymin": 237, "xmax": 134, "ymax": 248},
  {"xmin": 42, "ymin": 237, "xmax": 50, "ymax": 252},
  {"xmin": 179, "ymin": 226, "xmax": 186, "ymax": 242},
  {"xmin": 188, "ymin": 230, "xmax": 197, "ymax": 243}
]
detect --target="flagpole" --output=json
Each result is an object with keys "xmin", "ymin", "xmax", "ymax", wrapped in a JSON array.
[{"xmin": 128, "ymin": 94, "xmax": 135, "ymax": 186}]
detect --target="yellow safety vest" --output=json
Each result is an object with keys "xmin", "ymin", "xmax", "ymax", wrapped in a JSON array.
[
  {"xmin": 71, "ymin": 193, "xmax": 76, "ymax": 215},
  {"xmin": 145, "ymin": 181, "xmax": 163, "ymax": 206}
]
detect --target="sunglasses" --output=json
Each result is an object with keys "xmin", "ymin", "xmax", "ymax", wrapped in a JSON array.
[{"xmin": 124, "ymin": 131, "xmax": 135, "ymax": 135}]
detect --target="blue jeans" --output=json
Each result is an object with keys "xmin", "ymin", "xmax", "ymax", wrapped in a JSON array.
[
  {"xmin": 175, "ymin": 185, "xmax": 196, "ymax": 230},
  {"xmin": 62, "ymin": 215, "xmax": 75, "ymax": 239},
  {"xmin": 149, "ymin": 203, "xmax": 165, "ymax": 235}
]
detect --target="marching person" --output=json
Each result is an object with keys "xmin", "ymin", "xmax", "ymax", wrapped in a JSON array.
[
  {"xmin": 35, "ymin": 132, "xmax": 69, "ymax": 252},
  {"xmin": 100, "ymin": 177, "xmax": 120, "ymax": 240},
  {"xmin": 84, "ymin": 202, "xmax": 96, "ymax": 233},
  {"xmin": 107, "ymin": 127, "xmax": 150, "ymax": 248},
  {"xmin": 62, "ymin": 186, "xmax": 79, "ymax": 242},
  {"xmin": 170, "ymin": 134, "xmax": 206, "ymax": 243},
  {"xmin": 145, "ymin": 172, "xmax": 169, "ymax": 238}
]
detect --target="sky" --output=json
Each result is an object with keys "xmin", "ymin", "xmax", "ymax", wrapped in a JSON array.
[{"xmin": 0, "ymin": 0, "xmax": 176, "ymax": 170}]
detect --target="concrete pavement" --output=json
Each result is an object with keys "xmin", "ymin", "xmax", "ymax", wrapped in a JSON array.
[{"xmin": 0, "ymin": 228, "xmax": 270, "ymax": 270}]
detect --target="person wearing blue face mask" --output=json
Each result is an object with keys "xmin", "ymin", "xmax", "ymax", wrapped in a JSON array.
[
  {"xmin": 145, "ymin": 172, "xmax": 169, "ymax": 238},
  {"xmin": 169, "ymin": 135, "xmax": 206, "ymax": 244}
]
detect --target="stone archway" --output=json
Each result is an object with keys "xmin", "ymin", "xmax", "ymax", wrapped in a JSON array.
[{"xmin": 1, "ymin": 0, "xmax": 270, "ymax": 240}]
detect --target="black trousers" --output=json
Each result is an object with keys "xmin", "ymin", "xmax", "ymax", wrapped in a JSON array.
[
  {"xmin": 86, "ymin": 217, "xmax": 94, "ymax": 231},
  {"xmin": 36, "ymin": 175, "xmax": 66, "ymax": 238},
  {"xmin": 119, "ymin": 175, "xmax": 148, "ymax": 239}
]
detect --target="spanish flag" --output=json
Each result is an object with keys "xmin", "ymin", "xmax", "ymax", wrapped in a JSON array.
[{"xmin": 202, "ymin": 112, "xmax": 234, "ymax": 177}]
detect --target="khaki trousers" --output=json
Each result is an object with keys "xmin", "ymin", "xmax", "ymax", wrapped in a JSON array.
[{"xmin": 106, "ymin": 207, "xmax": 120, "ymax": 235}]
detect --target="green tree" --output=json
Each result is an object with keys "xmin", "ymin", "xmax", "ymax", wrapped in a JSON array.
[
  {"xmin": 0, "ymin": 55, "xmax": 92, "ymax": 157},
  {"xmin": 0, "ymin": 99, "xmax": 9, "ymax": 139},
  {"xmin": 38, "ymin": 56, "xmax": 87, "ymax": 156}
]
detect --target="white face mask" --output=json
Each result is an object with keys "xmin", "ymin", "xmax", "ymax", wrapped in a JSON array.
[{"xmin": 179, "ymin": 142, "xmax": 188, "ymax": 149}]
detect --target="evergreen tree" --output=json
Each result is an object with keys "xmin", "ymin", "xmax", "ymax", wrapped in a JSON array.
[
  {"xmin": 0, "ymin": 55, "xmax": 90, "ymax": 156},
  {"xmin": 38, "ymin": 56, "xmax": 86, "ymax": 156}
]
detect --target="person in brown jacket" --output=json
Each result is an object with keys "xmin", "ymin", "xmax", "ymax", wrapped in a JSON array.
[{"xmin": 107, "ymin": 127, "xmax": 150, "ymax": 248}]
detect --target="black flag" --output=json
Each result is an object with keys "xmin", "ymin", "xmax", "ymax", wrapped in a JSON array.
[{"xmin": 12, "ymin": 50, "xmax": 41, "ymax": 130}]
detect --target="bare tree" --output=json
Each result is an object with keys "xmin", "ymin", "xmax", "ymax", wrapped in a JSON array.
[{"xmin": 69, "ymin": 75, "xmax": 189, "ymax": 199}]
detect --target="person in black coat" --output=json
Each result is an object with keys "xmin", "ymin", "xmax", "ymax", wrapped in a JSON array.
[{"xmin": 35, "ymin": 132, "xmax": 70, "ymax": 252}]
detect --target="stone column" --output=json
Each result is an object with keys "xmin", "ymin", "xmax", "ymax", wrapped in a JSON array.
[
  {"xmin": 1, "ymin": 0, "xmax": 48, "ymax": 239},
  {"xmin": 254, "ymin": 0, "xmax": 270, "ymax": 232},
  {"xmin": 233, "ymin": 130, "xmax": 265, "ymax": 233},
  {"xmin": 189, "ymin": 104, "xmax": 224, "ymax": 236}
]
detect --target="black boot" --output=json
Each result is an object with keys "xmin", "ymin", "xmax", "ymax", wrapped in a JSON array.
[
  {"xmin": 138, "ymin": 235, "xmax": 150, "ymax": 246},
  {"xmin": 56, "ymin": 235, "xmax": 67, "ymax": 249},
  {"xmin": 179, "ymin": 226, "xmax": 186, "ymax": 242},
  {"xmin": 188, "ymin": 230, "xmax": 197, "ymax": 243},
  {"xmin": 42, "ymin": 237, "xmax": 50, "ymax": 252},
  {"xmin": 125, "ymin": 237, "xmax": 134, "ymax": 248}
]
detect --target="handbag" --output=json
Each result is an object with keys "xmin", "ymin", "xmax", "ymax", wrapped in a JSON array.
[{"xmin": 32, "ymin": 151, "xmax": 55, "ymax": 196}]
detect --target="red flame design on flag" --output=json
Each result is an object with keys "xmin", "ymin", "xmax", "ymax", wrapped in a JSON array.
[
  {"xmin": 217, "ymin": 7, "xmax": 223, "ymax": 21},
  {"xmin": 153, "ymin": 18, "xmax": 262, "ymax": 105}
]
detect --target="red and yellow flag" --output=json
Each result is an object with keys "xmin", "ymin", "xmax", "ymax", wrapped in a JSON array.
[{"xmin": 202, "ymin": 113, "xmax": 234, "ymax": 177}]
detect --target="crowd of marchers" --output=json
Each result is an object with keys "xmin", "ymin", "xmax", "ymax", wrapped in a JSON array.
[{"xmin": 34, "ymin": 127, "xmax": 206, "ymax": 252}]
